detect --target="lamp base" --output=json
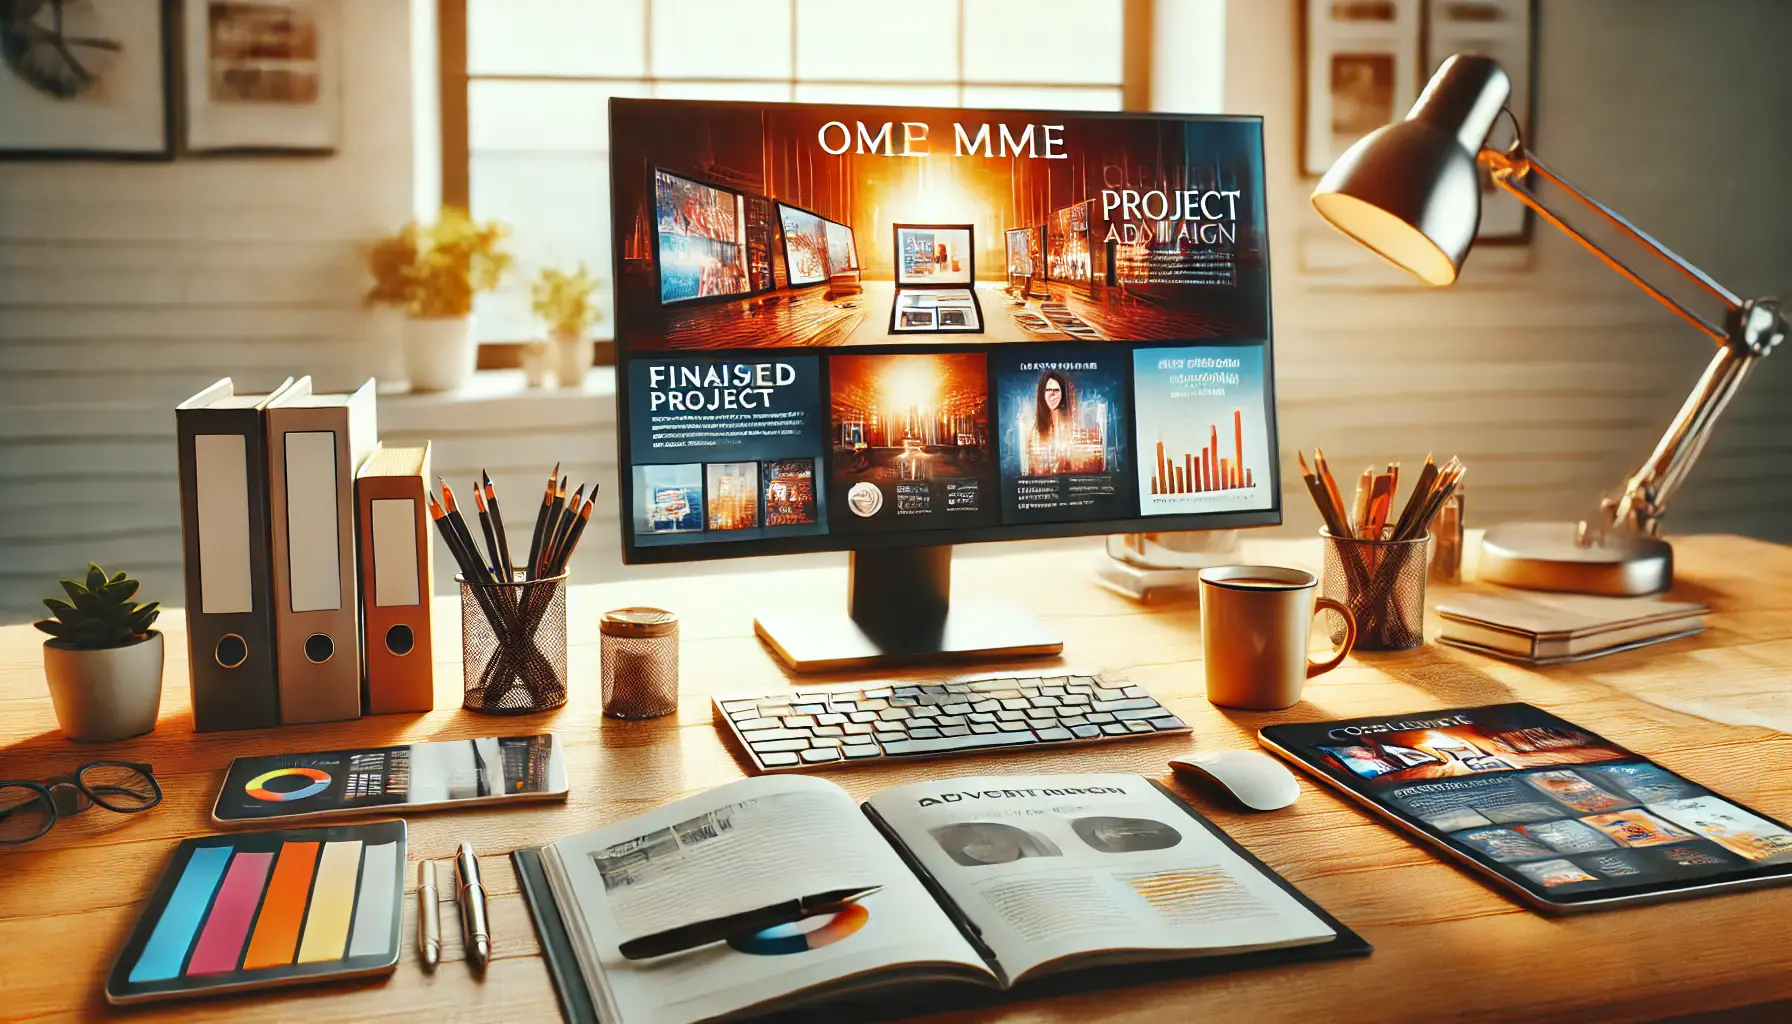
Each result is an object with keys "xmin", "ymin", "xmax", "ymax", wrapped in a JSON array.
[{"xmin": 1477, "ymin": 521, "xmax": 1673, "ymax": 596}]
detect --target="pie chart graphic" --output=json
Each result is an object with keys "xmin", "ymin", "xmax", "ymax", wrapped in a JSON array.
[
  {"xmin": 726, "ymin": 903, "xmax": 870, "ymax": 956},
  {"xmin": 244, "ymin": 767, "xmax": 331, "ymax": 803}
]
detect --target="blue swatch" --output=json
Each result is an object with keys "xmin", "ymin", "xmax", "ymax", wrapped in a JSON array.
[{"xmin": 130, "ymin": 845, "xmax": 233, "ymax": 982}]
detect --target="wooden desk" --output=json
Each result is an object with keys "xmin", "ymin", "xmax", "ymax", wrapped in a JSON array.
[{"xmin": 4, "ymin": 535, "xmax": 1792, "ymax": 1023}]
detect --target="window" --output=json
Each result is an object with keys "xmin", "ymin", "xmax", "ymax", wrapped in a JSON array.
[{"xmin": 445, "ymin": 0, "xmax": 1144, "ymax": 353}]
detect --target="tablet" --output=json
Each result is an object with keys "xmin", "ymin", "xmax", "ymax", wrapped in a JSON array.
[
  {"xmin": 213, "ymin": 734, "xmax": 568, "ymax": 824},
  {"xmin": 1260, "ymin": 704, "xmax": 1792, "ymax": 912}
]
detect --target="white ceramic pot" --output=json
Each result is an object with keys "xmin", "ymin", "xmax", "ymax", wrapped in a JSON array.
[
  {"xmin": 43, "ymin": 631, "xmax": 164, "ymax": 742},
  {"xmin": 403, "ymin": 315, "xmax": 476, "ymax": 392},
  {"xmin": 521, "ymin": 341, "xmax": 551, "ymax": 388},
  {"xmin": 552, "ymin": 327, "xmax": 592, "ymax": 389}
]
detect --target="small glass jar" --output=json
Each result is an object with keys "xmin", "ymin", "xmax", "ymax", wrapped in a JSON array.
[{"xmin": 600, "ymin": 608, "xmax": 679, "ymax": 719}]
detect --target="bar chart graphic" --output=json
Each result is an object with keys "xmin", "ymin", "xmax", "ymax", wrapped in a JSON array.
[
  {"xmin": 1133, "ymin": 345, "xmax": 1271, "ymax": 516},
  {"xmin": 1150, "ymin": 410, "xmax": 1254, "ymax": 494}
]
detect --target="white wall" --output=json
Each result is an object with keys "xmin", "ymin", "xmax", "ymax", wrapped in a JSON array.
[
  {"xmin": 1224, "ymin": 0, "xmax": 1792, "ymax": 541},
  {"xmin": 0, "ymin": 0, "xmax": 429, "ymax": 616}
]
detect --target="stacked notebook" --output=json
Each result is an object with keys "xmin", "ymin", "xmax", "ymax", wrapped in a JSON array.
[
  {"xmin": 175, "ymin": 377, "xmax": 433, "ymax": 731},
  {"xmin": 1437, "ymin": 591, "xmax": 1708, "ymax": 665},
  {"xmin": 513, "ymin": 772, "xmax": 1367, "ymax": 1024}
]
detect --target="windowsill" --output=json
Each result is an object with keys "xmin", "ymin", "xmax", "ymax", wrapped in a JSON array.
[{"xmin": 378, "ymin": 367, "xmax": 618, "ymax": 434}]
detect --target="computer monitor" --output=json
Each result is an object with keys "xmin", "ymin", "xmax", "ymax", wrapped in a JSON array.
[
  {"xmin": 610, "ymin": 98, "xmax": 1274, "ymax": 670},
  {"xmin": 652, "ymin": 168, "xmax": 754, "ymax": 305}
]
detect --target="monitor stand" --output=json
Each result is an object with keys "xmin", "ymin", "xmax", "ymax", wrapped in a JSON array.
[{"xmin": 754, "ymin": 545, "xmax": 1063, "ymax": 673}]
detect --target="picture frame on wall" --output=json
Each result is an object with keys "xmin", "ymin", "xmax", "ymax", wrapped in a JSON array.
[
  {"xmin": 1299, "ymin": 0, "xmax": 1423, "ymax": 179},
  {"xmin": 1423, "ymin": 0, "xmax": 1536, "ymax": 242},
  {"xmin": 0, "ymin": 0, "xmax": 175, "ymax": 160},
  {"xmin": 180, "ymin": 0, "xmax": 340, "ymax": 153}
]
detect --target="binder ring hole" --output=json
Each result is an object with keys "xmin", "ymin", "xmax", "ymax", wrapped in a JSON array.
[
  {"xmin": 304, "ymin": 633, "xmax": 334, "ymax": 664},
  {"xmin": 385, "ymin": 624, "xmax": 415, "ymax": 657},
  {"xmin": 215, "ymin": 634, "xmax": 248, "ymax": 669}
]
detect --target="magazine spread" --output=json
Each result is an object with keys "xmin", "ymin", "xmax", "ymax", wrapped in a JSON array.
[
  {"xmin": 539, "ymin": 772, "xmax": 1338, "ymax": 1023},
  {"xmin": 865, "ymin": 773, "xmax": 1336, "ymax": 983}
]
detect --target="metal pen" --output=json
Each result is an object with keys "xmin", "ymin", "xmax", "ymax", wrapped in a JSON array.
[
  {"xmin": 455, "ymin": 842, "xmax": 491, "ymax": 970},
  {"xmin": 418, "ymin": 860, "xmax": 441, "ymax": 969}
]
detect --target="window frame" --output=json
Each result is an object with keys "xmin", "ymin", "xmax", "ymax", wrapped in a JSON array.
[{"xmin": 438, "ymin": 0, "xmax": 1156, "ymax": 368}]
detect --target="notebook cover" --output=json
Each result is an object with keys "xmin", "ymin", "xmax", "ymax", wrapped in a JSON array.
[
  {"xmin": 514, "ymin": 782, "xmax": 1370, "ymax": 1024},
  {"xmin": 355, "ymin": 442, "xmax": 435, "ymax": 714},
  {"xmin": 1436, "ymin": 591, "xmax": 1708, "ymax": 640},
  {"xmin": 175, "ymin": 378, "xmax": 290, "ymax": 732}
]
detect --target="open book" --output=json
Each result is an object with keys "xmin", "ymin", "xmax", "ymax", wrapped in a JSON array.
[{"xmin": 530, "ymin": 773, "xmax": 1363, "ymax": 1023}]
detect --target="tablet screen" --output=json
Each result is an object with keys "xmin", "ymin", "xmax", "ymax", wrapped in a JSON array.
[
  {"xmin": 215, "ymin": 734, "xmax": 567, "ymax": 822},
  {"xmin": 1261, "ymin": 704, "xmax": 1792, "ymax": 906}
]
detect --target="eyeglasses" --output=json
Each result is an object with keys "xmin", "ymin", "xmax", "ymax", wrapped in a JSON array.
[{"xmin": 0, "ymin": 761, "xmax": 161, "ymax": 846}]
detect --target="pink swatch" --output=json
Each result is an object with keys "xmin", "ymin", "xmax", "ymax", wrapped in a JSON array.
[{"xmin": 185, "ymin": 851, "xmax": 275, "ymax": 975}]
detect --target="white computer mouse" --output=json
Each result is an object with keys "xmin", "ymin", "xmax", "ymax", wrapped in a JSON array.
[{"xmin": 1168, "ymin": 749, "xmax": 1301, "ymax": 811}]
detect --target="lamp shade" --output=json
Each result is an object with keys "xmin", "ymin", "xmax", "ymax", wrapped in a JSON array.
[{"xmin": 1311, "ymin": 54, "xmax": 1512, "ymax": 285}]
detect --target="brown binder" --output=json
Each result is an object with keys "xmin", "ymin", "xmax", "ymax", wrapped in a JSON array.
[
  {"xmin": 355, "ymin": 442, "xmax": 435, "ymax": 714},
  {"xmin": 266, "ymin": 377, "xmax": 379, "ymax": 724},
  {"xmin": 174, "ymin": 377, "xmax": 295, "ymax": 732}
]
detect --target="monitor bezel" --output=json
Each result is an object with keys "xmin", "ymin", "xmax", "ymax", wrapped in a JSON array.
[
  {"xmin": 612, "ymin": 101, "xmax": 1278, "ymax": 566},
  {"xmin": 775, "ymin": 199, "xmax": 857, "ymax": 287},
  {"xmin": 650, "ymin": 166, "xmax": 766, "ymax": 307}
]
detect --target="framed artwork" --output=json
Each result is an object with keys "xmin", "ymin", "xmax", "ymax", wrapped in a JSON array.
[
  {"xmin": 181, "ymin": 0, "xmax": 339, "ymax": 153},
  {"xmin": 1300, "ymin": 0, "xmax": 1423, "ymax": 178},
  {"xmin": 1424, "ymin": 0, "xmax": 1536, "ymax": 242},
  {"xmin": 0, "ymin": 0, "xmax": 175, "ymax": 159}
]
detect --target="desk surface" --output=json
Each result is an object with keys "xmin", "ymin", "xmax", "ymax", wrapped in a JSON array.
[{"xmin": 4, "ymin": 535, "xmax": 1792, "ymax": 1023}]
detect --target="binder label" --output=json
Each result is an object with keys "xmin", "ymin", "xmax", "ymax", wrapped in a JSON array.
[
  {"xmin": 285, "ymin": 431, "xmax": 342, "ymax": 612},
  {"xmin": 370, "ymin": 499, "xmax": 421, "ymax": 607},
  {"xmin": 195, "ymin": 433, "xmax": 253, "ymax": 614}
]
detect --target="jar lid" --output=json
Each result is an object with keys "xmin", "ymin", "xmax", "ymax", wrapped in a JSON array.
[{"xmin": 602, "ymin": 607, "xmax": 679, "ymax": 637}]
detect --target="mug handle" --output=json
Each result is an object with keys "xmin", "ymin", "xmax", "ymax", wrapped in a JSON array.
[{"xmin": 1307, "ymin": 596, "xmax": 1357, "ymax": 678}]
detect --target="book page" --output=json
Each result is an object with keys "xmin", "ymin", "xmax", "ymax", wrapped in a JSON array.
[
  {"xmin": 546, "ymin": 774, "xmax": 990, "ymax": 1024},
  {"xmin": 866, "ymin": 773, "xmax": 1335, "ymax": 983}
]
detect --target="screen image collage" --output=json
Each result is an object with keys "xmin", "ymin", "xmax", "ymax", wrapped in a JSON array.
[
  {"xmin": 625, "ymin": 344, "xmax": 1273, "ymax": 548},
  {"xmin": 1304, "ymin": 707, "xmax": 1792, "ymax": 897},
  {"xmin": 611, "ymin": 100, "xmax": 1277, "ymax": 558}
]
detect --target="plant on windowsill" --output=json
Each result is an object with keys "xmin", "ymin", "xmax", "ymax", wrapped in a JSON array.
[
  {"xmin": 531, "ymin": 263, "xmax": 603, "ymax": 389},
  {"xmin": 364, "ymin": 208, "xmax": 512, "ymax": 392},
  {"xmin": 35, "ymin": 564, "xmax": 164, "ymax": 742}
]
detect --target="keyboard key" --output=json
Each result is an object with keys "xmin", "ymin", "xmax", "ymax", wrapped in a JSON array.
[
  {"xmin": 881, "ymin": 732, "xmax": 1039, "ymax": 756},
  {"xmin": 941, "ymin": 703, "xmax": 973, "ymax": 716},
  {"xmin": 751, "ymin": 738, "xmax": 812, "ymax": 752},
  {"xmin": 968, "ymin": 712, "xmax": 997, "ymax": 724},
  {"xmin": 721, "ymin": 699, "xmax": 759, "ymax": 714},
  {"xmin": 1034, "ymin": 727, "xmax": 1073, "ymax": 742},
  {"xmin": 1100, "ymin": 723, "xmax": 1130, "ymax": 736},
  {"xmin": 1115, "ymin": 707, "xmax": 1168, "ymax": 722},
  {"xmin": 843, "ymin": 723, "xmax": 873, "ymax": 736},
  {"xmin": 736, "ymin": 717, "xmax": 781, "ymax": 732},
  {"xmin": 972, "ymin": 699, "xmax": 1002, "ymax": 713},
  {"xmin": 889, "ymin": 695, "xmax": 918, "ymax": 707},
  {"xmin": 1025, "ymin": 708, "xmax": 1056, "ymax": 721},
  {"xmin": 1069, "ymin": 676, "xmax": 1100, "ymax": 688},
  {"xmin": 814, "ymin": 726, "xmax": 844, "ymax": 737},
  {"xmin": 1151, "ymin": 716, "xmax": 1189, "ymax": 731},
  {"xmin": 818, "ymin": 713, "xmax": 847, "ymax": 725},
  {"xmin": 940, "ymin": 725, "xmax": 971, "ymax": 737},
  {"xmin": 1086, "ymin": 712, "xmax": 1116, "ymax": 724},
  {"xmin": 793, "ymin": 703, "xmax": 825, "ymax": 715},
  {"xmin": 1061, "ymin": 694, "xmax": 1092, "ymax": 706},
  {"xmin": 969, "ymin": 680, "xmax": 1015, "ymax": 692},
  {"xmin": 1094, "ymin": 688, "xmax": 1126, "ymax": 701},
  {"xmin": 783, "ymin": 715, "xmax": 817, "ymax": 728},
  {"xmin": 1122, "ymin": 686, "xmax": 1148, "ymax": 698},
  {"xmin": 1071, "ymin": 724, "xmax": 1102, "ymax": 738},
  {"xmin": 842, "ymin": 744, "xmax": 881, "ymax": 760},
  {"xmin": 1019, "ymin": 687, "xmax": 1041, "ymax": 698},
  {"xmin": 909, "ymin": 727, "xmax": 942, "ymax": 739},
  {"xmin": 997, "ymin": 720, "xmax": 1033, "ymax": 733},
  {"xmin": 971, "ymin": 723, "xmax": 998, "ymax": 734},
  {"xmin": 1042, "ymin": 685, "xmax": 1065, "ymax": 697},
  {"xmin": 873, "ymin": 721, "xmax": 905, "ymax": 735},
  {"xmin": 1093, "ymin": 697, "xmax": 1160, "ymax": 713},
  {"xmin": 810, "ymin": 735, "xmax": 844, "ymax": 747},
  {"xmin": 1124, "ymin": 721, "xmax": 1155, "ymax": 734},
  {"xmin": 857, "ymin": 698, "xmax": 888, "ymax": 712},
  {"xmin": 880, "ymin": 708, "xmax": 911, "ymax": 721},
  {"xmin": 848, "ymin": 711, "xmax": 878, "ymax": 723},
  {"xmin": 864, "ymin": 687, "xmax": 892, "ymax": 699},
  {"xmin": 999, "ymin": 698, "xmax": 1029, "ymax": 711},
  {"xmin": 801, "ymin": 748, "xmax": 842, "ymax": 763},
  {"xmin": 912, "ymin": 706, "xmax": 941, "ymax": 719},
  {"xmin": 998, "ymin": 709, "xmax": 1027, "ymax": 722},
  {"xmin": 761, "ymin": 751, "xmax": 800, "ymax": 767},
  {"xmin": 1059, "ymin": 715, "xmax": 1089, "ymax": 727},
  {"xmin": 739, "ymin": 728, "xmax": 808, "ymax": 742},
  {"xmin": 1031, "ymin": 696, "xmax": 1062, "ymax": 707}
]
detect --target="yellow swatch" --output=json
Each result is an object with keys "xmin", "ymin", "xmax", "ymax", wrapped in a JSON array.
[{"xmin": 296, "ymin": 841, "xmax": 363, "ymax": 963}]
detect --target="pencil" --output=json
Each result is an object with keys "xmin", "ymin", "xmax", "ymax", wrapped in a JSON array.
[
  {"xmin": 550, "ymin": 491, "xmax": 595, "ymax": 576},
  {"xmin": 484, "ymin": 471, "xmax": 514, "ymax": 581},
  {"xmin": 538, "ymin": 475, "xmax": 568, "ymax": 577},
  {"xmin": 1352, "ymin": 467, "xmax": 1373, "ymax": 538},
  {"xmin": 440, "ymin": 478, "xmax": 490, "ymax": 583},
  {"xmin": 546, "ymin": 485, "xmax": 584, "ymax": 571},
  {"xmin": 1393, "ymin": 455, "xmax": 1438, "ymax": 540},
  {"xmin": 1313, "ymin": 446, "xmax": 1347, "ymax": 524},
  {"xmin": 474, "ymin": 483, "xmax": 503, "ymax": 582},
  {"xmin": 525, "ymin": 463, "xmax": 558, "ymax": 583}
]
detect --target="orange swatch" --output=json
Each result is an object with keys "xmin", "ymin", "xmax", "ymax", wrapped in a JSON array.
[{"xmin": 242, "ymin": 841, "xmax": 319, "ymax": 969}]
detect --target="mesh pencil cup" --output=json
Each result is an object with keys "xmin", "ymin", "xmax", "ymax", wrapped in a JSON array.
[
  {"xmin": 601, "ymin": 608, "xmax": 679, "ymax": 719},
  {"xmin": 1320, "ymin": 529, "xmax": 1431, "ymax": 651},
  {"xmin": 458, "ymin": 571, "xmax": 569, "ymax": 714}
]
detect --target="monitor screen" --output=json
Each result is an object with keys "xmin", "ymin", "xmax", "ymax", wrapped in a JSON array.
[
  {"xmin": 610, "ymin": 99, "xmax": 1275, "ymax": 563},
  {"xmin": 654, "ymin": 169, "xmax": 751, "ymax": 305},
  {"xmin": 1046, "ymin": 202, "xmax": 1091, "ymax": 285}
]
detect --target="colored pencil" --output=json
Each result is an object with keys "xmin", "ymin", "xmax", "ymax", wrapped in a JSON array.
[
  {"xmin": 525, "ymin": 463, "xmax": 558, "ymax": 583},
  {"xmin": 550, "ymin": 490, "xmax": 595, "ymax": 576},
  {"xmin": 483, "ymin": 471, "xmax": 514, "ymax": 581},
  {"xmin": 474, "ymin": 483, "xmax": 503, "ymax": 582},
  {"xmin": 439, "ymin": 478, "xmax": 490, "ymax": 583},
  {"xmin": 538, "ymin": 475, "xmax": 568, "ymax": 578}
]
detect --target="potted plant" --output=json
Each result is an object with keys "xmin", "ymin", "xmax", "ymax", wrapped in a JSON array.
[
  {"xmin": 35, "ymin": 564, "xmax": 164, "ymax": 742},
  {"xmin": 365, "ymin": 208, "xmax": 512, "ymax": 392},
  {"xmin": 531, "ymin": 263, "xmax": 602, "ymax": 388}
]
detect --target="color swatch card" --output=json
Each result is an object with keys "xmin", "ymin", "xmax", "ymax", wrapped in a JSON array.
[{"xmin": 106, "ymin": 820, "xmax": 406, "ymax": 1006}]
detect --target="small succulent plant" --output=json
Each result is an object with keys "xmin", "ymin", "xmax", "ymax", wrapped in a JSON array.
[{"xmin": 35, "ymin": 564, "xmax": 160, "ymax": 650}]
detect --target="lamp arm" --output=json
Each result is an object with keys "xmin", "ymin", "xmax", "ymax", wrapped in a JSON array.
[{"xmin": 1481, "ymin": 146, "xmax": 1787, "ymax": 538}]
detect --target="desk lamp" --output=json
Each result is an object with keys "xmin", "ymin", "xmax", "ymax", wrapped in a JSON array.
[{"xmin": 1310, "ymin": 54, "xmax": 1786, "ymax": 595}]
